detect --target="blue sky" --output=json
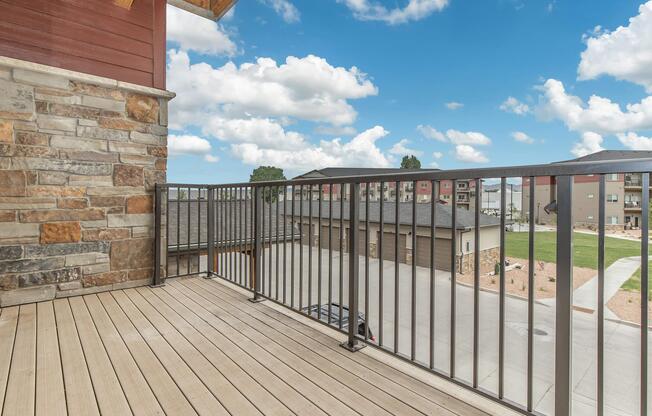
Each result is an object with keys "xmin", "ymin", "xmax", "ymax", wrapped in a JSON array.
[{"xmin": 165, "ymin": 1, "xmax": 652, "ymax": 183}]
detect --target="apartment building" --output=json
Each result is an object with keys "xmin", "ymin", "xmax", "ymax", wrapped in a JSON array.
[
  {"xmin": 522, "ymin": 150, "xmax": 652, "ymax": 228},
  {"xmin": 293, "ymin": 168, "xmax": 476, "ymax": 209}
]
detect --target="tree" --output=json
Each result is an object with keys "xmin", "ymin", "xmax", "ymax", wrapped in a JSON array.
[
  {"xmin": 249, "ymin": 166, "xmax": 286, "ymax": 202},
  {"xmin": 400, "ymin": 155, "xmax": 421, "ymax": 169}
]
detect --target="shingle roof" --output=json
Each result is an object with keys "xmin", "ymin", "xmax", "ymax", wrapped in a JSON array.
[
  {"xmin": 293, "ymin": 167, "xmax": 438, "ymax": 179},
  {"xmin": 553, "ymin": 150, "xmax": 652, "ymax": 164},
  {"xmin": 277, "ymin": 200, "xmax": 501, "ymax": 230}
]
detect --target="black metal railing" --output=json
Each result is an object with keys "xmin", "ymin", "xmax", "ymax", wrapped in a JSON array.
[{"xmin": 153, "ymin": 158, "xmax": 652, "ymax": 416}]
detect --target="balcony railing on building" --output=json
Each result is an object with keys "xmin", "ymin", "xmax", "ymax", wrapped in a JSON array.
[{"xmin": 153, "ymin": 158, "xmax": 652, "ymax": 416}]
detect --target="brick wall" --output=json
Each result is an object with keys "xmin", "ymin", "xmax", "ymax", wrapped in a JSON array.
[{"xmin": 0, "ymin": 60, "xmax": 172, "ymax": 306}]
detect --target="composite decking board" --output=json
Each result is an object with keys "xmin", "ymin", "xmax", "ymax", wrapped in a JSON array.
[
  {"xmin": 35, "ymin": 303, "xmax": 66, "ymax": 416},
  {"xmin": 82, "ymin": 295, "xmax": 165, "ymax": 416},
  {"xmin": 158, "ymin": 284, "xmax": 359, "ymax": 416},
  {"xmin": 187, "ymin": 279, "xmax": 456, "ymax": 416},
  {"xmin": 0, "ymin": 278, "xmax": 492, "ymax": 416},
  {"xmin": 178, "ymin": 279, "xmax": 426, "ymax": 416},
  {"xmin": 109, "ymin": 290, "xmax": 229, "ymax": 416},
  {"xmin": 53, "ymin": 299, "xmax": 101, "ymax": 416},
  {"xmin": 0, "ymin": 307, "xmax": 18, "ymax": 414},
  {"xmin": 151, "ymin": 287, "xmax": 328, "ymax": 416},
  {"xmin": 96, "ymin": 292, "xmax": 198, "ymax": 416},
  {"xmin": 2, "ymin": 304, "xmax": 36, "ymax": 416},
  {"xmin": 68, "ymin": 296, "xmax": 134, "ymax": 415},
  {"xmin": 195, "ymin": 278, "xmax": 489, "ymax": 416},
  {"xmin": 123, "ymin": 288, "xmax": 263, "ymax": 416},
  {"xmin": 135, "ymin": 286, "xmax": 294, "ymax": 416}
]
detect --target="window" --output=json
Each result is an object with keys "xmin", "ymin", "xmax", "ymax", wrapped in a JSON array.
[
  {"xmin": 587, "ymin": 215, "xmax": 594, "ymax": 220},
  {"xmin": 466, "ymin": 241, "xmax": 470, "ymax": 252},
  {"xmin": 587, "ymin": 194, "xmax": 594, "ymax": 199},
  {"xmin": 608, "ymin": 216, "xmax": 618, "ymax": 225},
  {"xmin": 608, "ymin": 173, "xmax": 619, "ymax": 181},
  {"xmin": 607, "ymin": 194, "xmax": 619, "ymax": 202}
]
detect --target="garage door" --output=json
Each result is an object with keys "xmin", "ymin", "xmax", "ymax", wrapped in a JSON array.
[
  {"xmin": 321, "ymin": 225, "xmax": 345, "ymax": 252},
  {"xmin": 377, "ymin": 231, "xmax": 407, "ymax": 263},
  {"xmin": 415, "ymin": 236, "xmax": 452, "ymax": 271}
]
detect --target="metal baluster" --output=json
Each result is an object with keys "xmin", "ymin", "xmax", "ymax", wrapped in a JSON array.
[
  {"xmin": 430, "ymin": 180, "xmax": 437, "ymax": 369},
  {"xmin": 299, "ymin": 185, "xmax": 304, "ymax": 310},
  {"xmin": 395, "ymin": 180, "xmax": 400, "ymax": 354},
  {"xmin": 450, "ymin": 180, "xmax": 457, "ymax": 377},
  {"xmin": 309, "ymin": 185, "xmax": 313, "ymax": 309},
  {"xmin": 642, "ymin": 172, "xmax": 649, "ymax": 416},
  {"xmin": 318, "ymin": 185, "xmax": 323, "ymax": 320},
  {"xmin": 339, "ymin": 185, "xmax": 344, "ymax": 329},
  {"xmin": 283, "ymin": 185, "xmax": 288, "ymax": 304},
  {"xmin": 341, "ymin": 182, "xmax": 364, "ymax": 352},
  {"xmin": 207, "ymin": 187, "xmax": 214, "ymax": 278},
  {"xmin": 329, "ymin": 184, "xmax": 333, "ymax": 325},
  {"xmin": 597, "ymin": 174, "xmax": 605, "ymax": 416},
  {"xmin": 269, "ymin": 186, "xmax": 273, "ymax": 297},
  {"xmin": 554, "ymin": 175, "xmax": 573, "ymax": 416},
  {"xmin": 379, "ymin": 182, "xmax": 384, "ymax": 346},
  {"xmin": 250, "ymin": 186, "xmax": 264, "ymax": 303},
  {"xmin": 176, "ymin": 187, "xmax": 180, "ymax": 277},
  {"xmin": 291, "ymin": 185, "xmax": 296, "ymax": 308},
  {"xmin": 411, "ymin": 180, "xmax": 417, "ymax": 360},
  {"xmin": 276, "ymin": 186, "xmax": 280, "ymax": 300},
  {"xmin": 187, "ymin": 187, "xmax": 191, "ymax": 275},
  {"xmin": 261, "ymin": 187, "xmax": 266, "ymax": 292},
  {"xmin": 527, "ymin": 176, "xmax": 536, "ymax": 412},
  {"xmin": 473, "ymin": 178, "xmax": 481, "ymax": 387},
  {"xmin": 499, "ymin": 178, "xmax": 506, "ymax": 396},
  {"xmin": 153, "ymin": 183, "xmax": 163, "ymax": 286},
  {"xmin": 365, "ymin": 182, "xmax": 370, "ymax": 341}
]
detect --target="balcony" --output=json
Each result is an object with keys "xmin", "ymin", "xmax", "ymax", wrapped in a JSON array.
[
  {"xmin": 0, "ymin": 278, "xmax": 488, "ymax": 416},
  {"xmin": 150, "ymin": 158, "xmax": 652, "ymax": 416},
  {"xmin": 625, "ymin": 200, "xmax": 642, "ymax": 211},
  {"xmin": 625, "ymin": 179, "xmax": 643, "ymax": 190}
]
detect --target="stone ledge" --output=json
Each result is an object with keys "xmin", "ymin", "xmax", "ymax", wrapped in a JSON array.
[{"xmin": 0, "ymin": 56, "xmax": 176, "ymax": 100}]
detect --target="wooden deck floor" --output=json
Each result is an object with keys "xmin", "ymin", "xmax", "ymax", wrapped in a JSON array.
[{"xmin": 0, "ymin": 277, "xmax": 490, "ymax": 416}]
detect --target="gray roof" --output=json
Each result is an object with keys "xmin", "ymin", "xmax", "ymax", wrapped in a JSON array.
[
  {"xmin": 294, "ymin": 167, "xmax": 437, "ymax": 179},
  {"xmin": 554, "ymin": 150, "xmax": 652, "ymax": 164},
  {"xmin": 277, "ymin": 200, "xmax": 501, "ymax": 230},
  {"xmin": 166, "ymin": 198, "xmax": 501, "ymax": 247}
]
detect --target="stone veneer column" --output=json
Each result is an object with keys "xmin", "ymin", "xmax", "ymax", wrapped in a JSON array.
[{"xmin": 0, "ymin": 58, "xmax": 173, "ymax": 306}]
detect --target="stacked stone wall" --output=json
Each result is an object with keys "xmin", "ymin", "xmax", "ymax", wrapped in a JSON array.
[{"xmin": 0, "ymin": 61, "xmax": 171, "ymax": 306}]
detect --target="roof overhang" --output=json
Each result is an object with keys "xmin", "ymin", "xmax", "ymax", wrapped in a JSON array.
[{"xmin": 167, "ymin": 0, "xmax": 237, "ymax": 20}]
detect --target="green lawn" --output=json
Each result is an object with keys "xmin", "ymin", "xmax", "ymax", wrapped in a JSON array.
[
  {"xmin": 505, "ymin": 231, "xmax": 640, "ymax": 270},
  {"xmin": 622, "ymin": 260, "xmax": 652, "ymax": 292}
]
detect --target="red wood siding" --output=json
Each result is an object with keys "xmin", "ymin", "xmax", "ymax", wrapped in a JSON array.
[{"xmin": 0, "ymin": 0, "xmax": 166, "ymax": 89}]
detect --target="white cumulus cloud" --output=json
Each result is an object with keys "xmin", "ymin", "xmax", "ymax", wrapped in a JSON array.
[
  {"xmin": 445, "ymin": 101, "xmax": 464, "ymax": 110},
  {"xmin": 571, "ymin": 132, "xmax": 604, "ymax": 157},
  {"xmin": 432, "ymin": 151, "xmax": 443, "ymax": 159},
  {"xmin": 511, "ymin": 131, "xmax": 535, "ymax": 144},
  {"xmin": 389, "ymin": 139, "xmax": 423, "ymax": 156},
  {"xmin": 169, "ymin": 134, "xmax": 219, "ymax": 162},
  {"xmin": 231, "ymin": 126, "xmax": 392, "ymax": 171},
  {"xmin": 258, "ymin": 0, "xmax": 300, "ymax": 22},
  {"xmin": 579, "ymin": 1, "xmax": 652, "ymax": 92},
  {"xmin": 536, "ymin": 78, "xmax": 652, "ymax": 135},
  {"xmin": 417, "ymin": 124, "xmax": 446, "ymax": 142},
  {"xmin": 167, "ymin": 6, "xmax": 238, "ymax": 56},
  {"xmin": 167, "ymin": 50, "xmax": 378, "ymax": 128},
  {"xmin": 500, "ymin": 96, "xmax": 530, "ymax": 115},
  {"xmin": 445, "ymin": 129, "xmax": 492, "ymax": 146},
  {"xmin": 618, "ymin": 132, "xmax": 652, "ymax": 150},
  {"xmin": 455, "ymin": 145, "xmax": 488, "ymax": 163},
  {"xmin": 337, "ymin": 0, "xmax": 449, "ymax": 25}
]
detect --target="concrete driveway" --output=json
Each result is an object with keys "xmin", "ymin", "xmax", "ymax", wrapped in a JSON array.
[{"xmin": 213, "ymin": 245, "xmax": 650, "ymax": 416}]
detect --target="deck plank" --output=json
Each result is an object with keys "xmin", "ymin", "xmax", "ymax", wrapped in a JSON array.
[
  {"xmin": 179, "ymin": 279, "xmax": 428, "ymax": 416},
  {"xmin": 0, "ymin": 307, "xmax": 18, "ymax": 414},
  {"xmin": 151, "ymin": 286, "xmax": 329, "ymax": 416},
  {"xmin": 96, "ymin": 292, "xmax": 198, "ymax": 416},
  {"xmin": 53, "ymin": 298, "xmax": 100, "ymax": 416},
  {"xmin": 195, "ymin": 277, "xmax": 489, "ymax": 416},
  {"xmin": 35, "ymin": 302, "xmax": 66, "ymax": 416},
  {"xmin": 110, "ymin": 290, "xmax": 229, "ymax": 416},
  {"xmin": 123, "ymin": 288, "xmax": 263, "ymax": 416},
  {"xmin": 136, "ymin": 286, "xmax": 294, "ymax": 416},
  {"xmin": 68, "ymin": 296, "xmax": 133, "ymax": 415},
  {"xmin": 2, "ymin": 304, "xmax": 36, "ymax": 416},
  {"xmin": 192, "ymin": 278, "xmax": 484, "ymax": 416},
  {"xmin": 82, "ymin": 295, "xmax": 164, "ymax": 416},
  {"xmin": 158, "ymin": 283, "xmax": 359, "ymax": 416}
]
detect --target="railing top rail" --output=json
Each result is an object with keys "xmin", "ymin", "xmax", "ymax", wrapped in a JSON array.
[{"xmin": 159, "ymin": 157, "xmax": 652, "ymax": 189}]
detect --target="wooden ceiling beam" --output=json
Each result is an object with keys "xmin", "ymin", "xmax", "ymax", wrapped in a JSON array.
[{"xmin": 211, "ymin": 0, "xmax": 236, "ymax": 19}]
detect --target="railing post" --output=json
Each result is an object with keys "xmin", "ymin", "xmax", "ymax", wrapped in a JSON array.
[
  {"xmin": 206, "ymin": 187, "xmax": 215, "ymax": 278},
  {"xmin": 152, "ymin": 183, "xmax": 165, "ymax": 287},
  {"xmin": 250, "ymin": 185, "xmax": 265, "ymax": 303},
  {"xmin": 341, "ymin": 182, "xmax": 364, "ymax": 352},
  {"xmin": 555, "ymin": 175, "xmax": 573, "ymax": 416}
]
